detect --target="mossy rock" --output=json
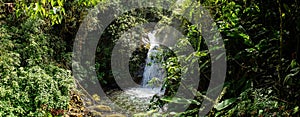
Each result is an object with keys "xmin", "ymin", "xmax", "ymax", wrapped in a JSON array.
[
  {"xmin": 106, "ymin": 113, "xmax": 126, "ymax": 117},
  {"xmin": 89, "ymin": 105, "xmax": 112, "ymax": 112},
  {"xmin": 90, "ymin": 110, "xmax": 102, "ymax": 117}
]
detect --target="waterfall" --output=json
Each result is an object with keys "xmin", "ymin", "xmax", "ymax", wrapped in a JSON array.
[
  {"xmin": 142, "ymin": 31, "xmax": 166, "ymax": 88},
  {"xmin": 105, "ymin": 31, "xmax": 166, "ymax": 113}
]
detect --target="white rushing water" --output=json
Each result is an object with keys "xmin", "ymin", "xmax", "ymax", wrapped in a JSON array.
[
  {"xmin": 107, "ymin": 31, "xmax": 166, "ymax": 114},
  {"xmin": 124, "ymin": 87, "xmax": 163, "ymax": 98},
  {"xmin": 142, "ymin": 31, "xmax": 166, "ymax": 88},
  {"xmin": 121, "ymin": 30, "xmax": 166, "ymax": 101}
]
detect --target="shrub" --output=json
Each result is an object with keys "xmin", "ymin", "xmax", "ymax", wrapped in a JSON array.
[{"xmin": 0, "ymin": 18, "xmax": 74, "ymax": 116}]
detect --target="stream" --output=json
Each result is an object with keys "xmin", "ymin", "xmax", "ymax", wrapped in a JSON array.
[{"xmin": 105, "ymin": 30, "xmax": 166, "ymax": 115}]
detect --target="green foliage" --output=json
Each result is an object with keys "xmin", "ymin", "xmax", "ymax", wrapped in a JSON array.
[
  {"xmin": 214, "ymin": 98, "xmax": 236, "ymax": 111},
  {"xmin": 147, "ymin": 77, "xmax": 163, "ymax": 87},
  {"xmin": 213, "ymin": 88, "xmax": 297, "ymax": 116},
  {"xmin": 14, "ymin": 0, "xmax": 101, "ymax": 25},
  {"xmin": 2, "ymin": 0, "xmax": 299, "ymax": 116},
  {"xmin": 0, "ymin": 65, "xmax": 72, "ymax": 116},
  {"xmin": 0, "ymin": 18, "xmax": 73, "ymax": 116},
  {"xmin": 145, "ymin": 0, "xmax": 300, "ymax": 116}
]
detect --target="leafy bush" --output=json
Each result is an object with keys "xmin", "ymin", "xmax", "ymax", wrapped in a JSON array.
[
  {"xmin": 14, "ymin": 0, "xmax": 101, "ymax": 25},
  {"xmin": 0, "ymin": 18, "xmax": 73, "ymax": 116}
]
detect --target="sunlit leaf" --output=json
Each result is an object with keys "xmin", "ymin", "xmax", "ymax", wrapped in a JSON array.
[{"xmin": 214, "ymin": 98, "xmax": 237, "ymax": 111}]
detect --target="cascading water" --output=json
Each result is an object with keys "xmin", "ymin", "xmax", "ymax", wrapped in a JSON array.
[
  {"xmin": 142, "ymin": 31, "xmax": 166, "ymax": 88},
  {"xmin": 106, "ymin": 30, "xmax": 166, "ymax": 114}
]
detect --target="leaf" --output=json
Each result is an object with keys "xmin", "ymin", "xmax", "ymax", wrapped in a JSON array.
[
  {"xmin": 283, "ymin": 3, "xmax": 290, "ymax": 13},
  {"xmin": 195, "ymin": 51, "xmax": 208, "ymax": 57},
  {"xmin": 41, "ymin": 0, "xmax": 47, "ymax": 5},
  {"xmin": 50, "ymin": 0, "xmax": 56, "ymax": 7},
  {"xmin": 214, "ymin": 98, "xmax": 237, "ymax": 111},
  {"xmin": 290, "ymin": 59, "xmax": 298, "ymax": 68},
  {"xmin": 61, "ymin": 8, "xmax": 65, "ymax": 15},
  {"xmin": 284, "ymin": 69, "xmax": 299, "ymax": 85},
  {"xmin": 160, "ymin": 97, "xmax": 191, "ymax": 104},
  {"xmin": 16, "ymin": 9, "xmax": 21, "ymax": 18},
  {"xmin": 215, "ymin": 0, "xmax": 219, "ymax": 4},
  {"xmin": 57, "ymin": 0, "xmax": 63, "ymax": 6},
  {"xmin": 240, "ymin": 33, "xmax": 253, "ymax": 46},
  {"xmin": 41, "ymin": 8, "xmax": 46, "ymax": 16},
  {"xmin": 293, "ymin": 106, "xmax": 299, "ymax": 114}
]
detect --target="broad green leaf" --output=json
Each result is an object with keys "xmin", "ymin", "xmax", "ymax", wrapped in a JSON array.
[
  {"xmin": 61, "ymin": 8, "xmax": 65, "ymax": 15},
  {"xmin": 214, "ymin": 98, "xmax": 237, "ymax": 111}
]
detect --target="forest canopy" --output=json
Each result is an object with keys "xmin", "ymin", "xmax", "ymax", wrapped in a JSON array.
[{"xmin": 0, "ymin": 0, "xmax": 299, "ymax": 116}]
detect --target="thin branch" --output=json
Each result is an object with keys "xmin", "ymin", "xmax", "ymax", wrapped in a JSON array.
[
  {"xmin": 277, "ymin": 0, "xmax": 283, "ymax": 81},
  {"xmin": 272, "ymin": 96, "xmax": 292, "ymax": 104}
]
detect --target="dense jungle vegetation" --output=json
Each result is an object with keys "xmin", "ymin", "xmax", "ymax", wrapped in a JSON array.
[{"xmin": 0, "ymin": 0, "xmax": 300, "ymax": 116}]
